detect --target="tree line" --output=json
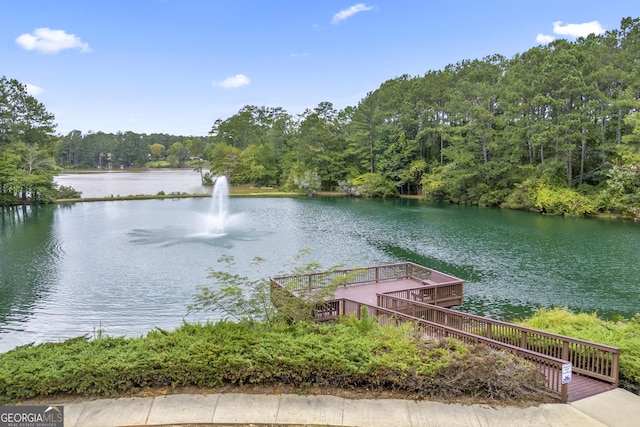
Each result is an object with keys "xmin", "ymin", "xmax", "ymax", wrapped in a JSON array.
[
  {"xmin": 204, "ymin": 17, "xmax": 640, "ymax": 217},
  {"xmin": 57, "ymin": 130, "xmax": 207, "ymax": 169},
  {"xmin": 201, "ymin": 18, "xmax": 640, "ymax": 217},
  {"xmin": 2, "ymin": 17, "xmax": 639, "ymax": 216}
]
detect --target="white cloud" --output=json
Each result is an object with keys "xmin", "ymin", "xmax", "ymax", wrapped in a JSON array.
[
  {"xmin": 552, "ymin": 21, "xmax": 605, "ymax": 38},
  {"xmin": 215, "ymin": 74, "xmax": 251, "ymax": 89},
  {"xmin": 16, "ymin": 27, "xmax": 91, "ymax": 53},
  {"xmin": 290, "ymin": 52, "xmax": 310, "ymax": 58},
  {"xmin": 536, "ymin": 33, "xmax": 555, "ymax": 44},
  {"xmin": 25, "ymin": 83, "xmax": 44, "ymax": 95},
  {"xmin": 331, "ymin": 3, "xmax": 374, "ymax": 25}
]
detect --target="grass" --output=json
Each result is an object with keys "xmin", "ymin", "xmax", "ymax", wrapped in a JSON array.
[
  {"xmin": 56, "ymin": 193, "xmax": 211, "ymax": 203},
  {"xmin": 229, "ymin": 186, "xmax": 299, "ymax": 197},
  {"xmin": 0, "ymin": 319, "xmax": 546, "ymax": 405},
  {"xmin": 54, "ymin": 186, "xmax": 338, "ymax": 203},
  {"xmin": 146, "ymin": 161, "xmax": 171, "ymax": 168}
]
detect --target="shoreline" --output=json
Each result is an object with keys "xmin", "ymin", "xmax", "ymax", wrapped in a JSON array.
[
  {"xmin": 53, "ymin": 192, "xmax": 640, "ymax": 222},
  {"xmin": 55, "ymin": 189, "xmax": 346, "ymax": 203}
]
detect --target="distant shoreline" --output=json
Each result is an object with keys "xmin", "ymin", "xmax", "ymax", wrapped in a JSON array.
[{"xmin": 55, "ymin": 189, "xmax": 349, "ymax": 203}]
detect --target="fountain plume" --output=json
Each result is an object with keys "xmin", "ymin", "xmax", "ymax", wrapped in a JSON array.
[
  {"xmin": 207, "ymin": 175, "xmax": 232, "ymax": 235},
  {"xmin": 130, "ymin": 174, "xmax": 267, "ymax": 247}
]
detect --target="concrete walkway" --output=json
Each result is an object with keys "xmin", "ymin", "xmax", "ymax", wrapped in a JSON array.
[{"xmin": 56, "ymin": 388, "xmax": 639, "ymax": 427}]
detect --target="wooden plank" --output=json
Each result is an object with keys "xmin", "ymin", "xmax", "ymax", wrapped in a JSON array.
[
  {"xmin": 567, "ymin": 375, "xmax": 618, "ymax": 402},
  {"xmin": 331, "ymin": 278, "xmax": 462, "ymax": 308}
]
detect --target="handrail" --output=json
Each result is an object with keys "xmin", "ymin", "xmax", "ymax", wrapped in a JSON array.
[
  {"xmin": 382, "ymin": 283, "xmax": 464, "ymax": 306},
  {"xmin": 323, "ymin": 298, "xmax": 569, "ymax": 402},
  {"xmin": 271, "ymin": 263, "xmax": 410, "ymax": 292},
  {"xmin": 271, "ymin": 262, "xmax": 463, "ymax": 293},
  {"xmin": 377, "ymin": 294, "xmax": 619, "ymax": 386}
]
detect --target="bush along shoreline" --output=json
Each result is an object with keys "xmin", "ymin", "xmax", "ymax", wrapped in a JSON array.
[
  {"xmin": 0, "ymin": 319, "xmax": 548, "ymax": 405},
  {"xmin": 2, "ymin": 308, "xmax": 639, "ymax": 405}
]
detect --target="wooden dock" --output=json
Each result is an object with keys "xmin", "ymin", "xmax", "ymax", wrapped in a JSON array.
[{"xmin": 270, "ymin": 262, "xmax": 620, "ymax": 403}]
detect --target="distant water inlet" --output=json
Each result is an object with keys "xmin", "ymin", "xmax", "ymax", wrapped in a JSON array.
[{"xmin": 54, "ymin": 169, "xmax": 210, "ymax": 198}]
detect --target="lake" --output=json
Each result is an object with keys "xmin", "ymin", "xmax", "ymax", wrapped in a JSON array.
[
  {"xmin": 54, "ymin": 169, "xmax": 210, "ymax": 198},
  {"xmin": 0, "ymin": 170, "xmax": 638, "ymax": 353}
]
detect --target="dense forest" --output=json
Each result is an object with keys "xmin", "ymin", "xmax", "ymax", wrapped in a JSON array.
[{"xmin": 2, "ymin": 17, "xmax": 639, "ymax": 217}]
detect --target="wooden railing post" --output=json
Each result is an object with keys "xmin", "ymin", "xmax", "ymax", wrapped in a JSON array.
[
  {"xmin": 521, "ymin": 331, "xmax": 528, "ymax": 349},
  {"xmin": 612, "ymin": 351, "xmax": 619, "ymax": 386},
  {"xmin": 562, "ymin": 341, "xmax": 569, "ymax": 362}
]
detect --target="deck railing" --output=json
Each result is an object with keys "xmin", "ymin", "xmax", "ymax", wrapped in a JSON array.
[
  {"xmin": 271, "ymin": 262, "xmax": 464, "ymax": 293},
  {"xmin": 319, "ymin": 298, "xmax": 569, "ymax": 402},
  {"xmin": 382, "ymin": 283, "xmax": 464, "ymax": 307},
  {"xmin": 376, "ymin": 294, "xmax": 619, "ymax": 386}
]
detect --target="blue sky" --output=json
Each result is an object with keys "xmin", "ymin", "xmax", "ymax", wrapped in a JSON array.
[{"xmin": 2, "ymin": 1, "xmax": 637, "ymax": 136}]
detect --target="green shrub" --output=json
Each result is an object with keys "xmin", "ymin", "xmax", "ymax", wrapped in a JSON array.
[
  {"xmin": 519, "ymin": 308, "xmax": 640, "ymax": 385},
  {"xmin": 0, "ymin": 320, "xmax": 545, "ymax": 404},
  {"xmin": 146, "ymin": 161, "xmax": 171, "ymax": 168},
  {"xmin": 533, "ymin": 186, "xmax": 597, "ymax": 216},
  {"xmin": 348, "ymin": 173, "xmax": 399, "ymax": 199},
  {"xmin": 421, "ymin": 168, "xmax": 448, "ymax": 202},
  {"xmin": 54, "ymin": 185, "xmax": 82, "ymax": 199},
  {"xmin": 188, "ymin": 254, "xmax": 342, "ymax": 324}
]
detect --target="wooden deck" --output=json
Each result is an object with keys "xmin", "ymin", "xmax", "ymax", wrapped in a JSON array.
[
  {"xmin": 270, "ymin": 262, "xmax": 620, "ymax": 403},
  {"xmin": 567, "ymin": 374, "xmax": 618, "ymax": 402},
  {"xmin": 333, "ymin": 278, "xmax": 463, "ymax": 308},
  {"xmin": 273, "ymin": 262, "xmax": 465, "ymax": 309}
]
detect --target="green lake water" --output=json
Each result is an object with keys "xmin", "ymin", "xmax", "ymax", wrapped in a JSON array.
[{"xmin": 1, "ymin": 182, "xmax": 639, "ymax": 352}]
